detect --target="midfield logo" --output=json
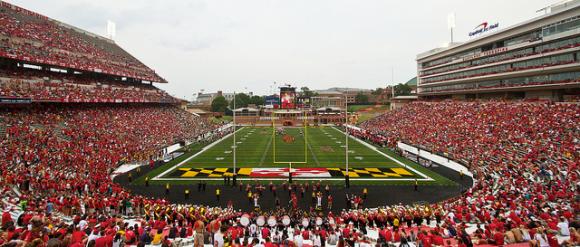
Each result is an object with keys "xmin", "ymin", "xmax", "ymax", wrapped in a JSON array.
[{"xmin": 282, "ymin": 134, "xmax": 295, "ymax": 143}]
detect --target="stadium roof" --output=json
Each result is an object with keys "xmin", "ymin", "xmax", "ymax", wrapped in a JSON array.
[
  {"xmin": 0, "ymin": 2, "xmax": 167, "ymax": 83},
  {"xmin": 416, "ymin": 0, "xmax": 580, "ymax": 60},
  {"xmin": 406, "ymin": 77, "xmax": 417, "ymax": 86}
]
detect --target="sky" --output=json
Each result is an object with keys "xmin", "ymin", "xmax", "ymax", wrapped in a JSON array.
[{"xmin": 7, "ymin": 0, "xmax": 556, "ymax": 100}]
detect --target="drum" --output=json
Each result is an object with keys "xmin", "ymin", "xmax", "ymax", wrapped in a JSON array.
[
  {"xmin": 282, "ymin": 215, "xmax": 291, "ymax": 226},
  {"xmin": 240, "ymin": 214, "xmax": 250, "ymax": 227},
  {"xmin": 257, "ymin": 216, "xmax": 265, "ymax": 227},
  {"xmin": 316, "ymin": 217, "xmax": 323, "ymax": 226},
  {"xmin": 268, "ymin": 216, "xmax": 277, "ymax": 227},
  {"xmin": 328, "ymin": 217, "xmax": 335, "ymax": 226}
]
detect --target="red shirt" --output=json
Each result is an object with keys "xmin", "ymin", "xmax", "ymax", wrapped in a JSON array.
[
  {"xmin": 421, "ymin": 236, "xmax": 432, "ymax": 247},
  {"xmin": 1, "ymin": 212, "xmax": 12, "ymax": 226},
  {"xmin": 433, "ymin": 235, "xmax": 444, "ymax": 246},
  {"xmin": 94, "ymin": 235, "xmax": 113, "ymax": 247},
  {"xmin": 261, "ymin": 228, "xmax": 270, "ymax": 239},
  {"xmin": 71, "ymin": 231, "xmax": 86, "ymax": 244},
  {"xmin": 493, "ymin": 232, "xmax": 504, "ymax": 246},
  {"xmin": 264, "ymin": 242, "xmax": 277, "ymax": 247},
  {"xmin": 125, "ymin": 230, "xmax": 136, "ymax": 243}
]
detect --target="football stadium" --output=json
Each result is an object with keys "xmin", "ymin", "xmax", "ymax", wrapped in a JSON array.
[{"xmin": 0, "ymin": 1, "xmax": 579, "ymax": 247}]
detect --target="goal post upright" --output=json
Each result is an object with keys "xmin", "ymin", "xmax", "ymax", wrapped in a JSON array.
[{"xmin": 271, "ymin": 108, "xmax": 308, "ymax": 183}]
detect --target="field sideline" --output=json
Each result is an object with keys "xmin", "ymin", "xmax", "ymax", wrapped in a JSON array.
[{"xmin": 140, "ymin": 127, "xmax": 456, "ymax": 186}]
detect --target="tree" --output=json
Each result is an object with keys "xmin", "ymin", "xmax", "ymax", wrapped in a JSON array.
[
  {"xmin": 211, "ymin": 96, "xmax": 228, "ymax": 113},
  {"xmin": 371, "ymin": 87, "xmax": 384, "ymax": 95},
  {"xmin": 249, "ymin": 95, "xmax": 265, "ymax": 106},
  {"xmin": 394, "ymin": 83, "xmax": 412, "ymax": 96},
  {"xmin": 299, "ymin": 87, "xmax": 318, "ymax": 98},
  {"xmin": 355, "ymin": 92, "xmax": 369, "ymax": 104},
  {"xmin": 229, "ymin": 93, "xmax": 251, "ymax": 109}
]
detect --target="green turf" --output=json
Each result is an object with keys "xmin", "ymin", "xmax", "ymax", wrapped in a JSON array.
[
  {"xmin": 171, "ymin": 126, "xmax": 404, "ymax": 169},
  {"xmin": 132, "ymin": 126, "xmax": 457, "ymax": 186}
]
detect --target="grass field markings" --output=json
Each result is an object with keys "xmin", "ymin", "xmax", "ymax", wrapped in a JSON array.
[
  {"xmin": 153, "ymin": 127, "xmax": 245, "ymax": 180},
  {"xmin": 330, "ymin": 126, "xmax": 434, "ymax": 181},
  {"xmin": 306, "ymin": 142, "xmax": 321, "ymax": 167},
  {"xmin": 258, "ymin": 131, "xmax": 274, "ymax": 166},
  {"xmin": 154, "ymin": 126, "xmax": 435, "ymax": 182},
  {"xmin": 216, "ymin": 157, "xmax": 224, "ymax": 160},
  {"xmin": 224, "ymin": 150, "xmax": 232, "ymax": 154}
]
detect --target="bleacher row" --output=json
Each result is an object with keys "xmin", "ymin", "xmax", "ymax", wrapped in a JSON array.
[
  {"xmin": 0, "ymin": 1, "xmax": 164, "ymax": 82},
  {"xmin": 0, "ymin": 100, "xmax": 577, "ymax": 247},
  {"xmin": 0, "ymin": 67, "xmax": 177, "ymax": 103}
]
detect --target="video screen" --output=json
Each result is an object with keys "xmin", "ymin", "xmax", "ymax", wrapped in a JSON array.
[{"xmin": 280, "ymin": 87, "xmax": 296, "ymax": 109}]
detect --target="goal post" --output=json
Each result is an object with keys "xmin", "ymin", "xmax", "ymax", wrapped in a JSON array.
[{"xmin": 271, "ymin": 109, "xmax": 308, "ymax": 165}]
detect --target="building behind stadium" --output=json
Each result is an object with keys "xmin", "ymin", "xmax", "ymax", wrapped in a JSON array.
[{"xmin": 416, "ymin": 0, "xmax": 580, "ymax": 101}]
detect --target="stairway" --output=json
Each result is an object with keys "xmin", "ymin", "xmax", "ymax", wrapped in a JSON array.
[
  {"xmin": 54, "ymin": 122, "xmax": 72, "ymax": 142},
  {"xmin": 0, "ymin": 118, "xmax": 6, "ymax": 138}
]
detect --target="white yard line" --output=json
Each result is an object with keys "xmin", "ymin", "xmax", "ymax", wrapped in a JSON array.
[
  {"xmin": 153, "ymin": 126, "xmax": 433, "ymax": 182},
  {"xmin": 306, "ymin": 142, "xmax": 321, "ymax": 167},
  {"xmin": 153, "ymin": 127, "xmax": 245, "ymax": 180},
  {"xmin": 330, "ymin": 127, "xmax": 434, "ymax": 181},
  {"xmin": 258, "ymin": 133, "xmax": 273, "ymax": 166}
]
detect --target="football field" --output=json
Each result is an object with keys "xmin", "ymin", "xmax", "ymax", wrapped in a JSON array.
[{"xmin": 150, "ymin": 126, "xmax": 448, "ymax": 183}]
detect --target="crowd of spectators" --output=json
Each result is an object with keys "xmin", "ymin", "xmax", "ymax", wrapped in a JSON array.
[
  {"xmin": 0, "ymin": 2, "xmax": 163, "ymax": 82},
  {"xmin": 0, "ymin": 67, "xmax": 177, "ymax": 103},
  {"xmin": 0, "ymin": 105, "xmax": 219, "ymax": 247},
  {"xmin": 0, "ymin": 101, "xmax": 578, "ymax": 247}
]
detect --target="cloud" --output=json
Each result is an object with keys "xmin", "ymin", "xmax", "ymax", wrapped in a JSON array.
[{"xmin": 7, "ymin": 0, "xmax": 549, "ymax": 99}]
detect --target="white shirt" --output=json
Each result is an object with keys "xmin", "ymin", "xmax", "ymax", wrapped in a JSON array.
[
  {"xmin": 213, "ymin": 231, "xmax": 224, "ymax": 247},
  {"xmin": 88, "ymin": 233, "xmax": 100, "ymax": 243},
  {"xmin": 78, "ymin": 220, "xmax": 88, "ymax": 231},
  {"xmin": 249, "ymin": 224, "xmax": 257, "ymax": 236},
  {"xmin": 534, "ymin": 233, "xmax": 549, "ymax": 247},
  {"xmin": 294, "ymin": 234, "xmax": 304, "ymax": 247},
  {"xmin": 557, "ymin": 221, "xmax": 570, "ymax": 236},
  {"xmin": 312, "ymin": 235, "xmax": 321, "ymax": 247}
]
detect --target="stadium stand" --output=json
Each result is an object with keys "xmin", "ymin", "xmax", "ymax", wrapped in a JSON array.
[
  {"xmin": 0, "ymin": 1, "xmax": 578, "ymax": 247},
  {"xmin": 1, "ymin": 101, "xmax": 577, "ymax": 247},
  {"xmin": 0, "ymin": 1, "xmax": 164, "ymax": 83},
  {"xmin": 0, "ymin": 67, "xmax": 177, "ymax": 103}
]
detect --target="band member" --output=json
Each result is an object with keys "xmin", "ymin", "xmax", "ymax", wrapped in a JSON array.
[
  {"xmin": 316, "ymin": 192, "xmax": 323, "ymax": 211},
  {"xmin": 362, "ymin": 187, "xmax": 368, "ymax": 200},
  {"xmin": 185, "ymin": 189, "xmax": 190, "ymax": 200},
  {"xmin": 165, "ymin": 183, "xmax": 170, "ymax": 195},
  {"xmin": 216, "ymin": 188, "xmax": 221, "ymax": 202},
  {"xmin": 414, "ymin": 179, "xmax": 418, "ymax": 191},
  {"xmin": 145, "ymin": 176, "xmax": 149, "ymax": 187},
  {"xmin": 327, "ymin": 195, "xmax": 333, "ymax": 210},
  {"xmin": 253, "ymin": 194, "xmax": 260, "ymax": 211}
]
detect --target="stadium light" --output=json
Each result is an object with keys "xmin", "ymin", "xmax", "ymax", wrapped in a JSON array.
[
  {"xmin": 447, "ymin": 13, "xmax": 456, "ymax": 43},
  {"xmin": 107, "ymin": 20, "xmax": 116, "ymax": 40}
]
